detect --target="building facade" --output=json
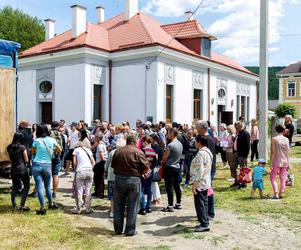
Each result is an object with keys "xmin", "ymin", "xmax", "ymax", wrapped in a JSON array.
[
  {"xmin": 277, "ymin": 62, "xmax": 301, "ymax": 118},
  {"xmin": 17, "ymin": 1, "xmax": 258, "ymax": 127}
]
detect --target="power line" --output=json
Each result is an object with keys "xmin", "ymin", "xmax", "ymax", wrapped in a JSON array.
[
  {"xmin": 146, "ymin": 0, "xmax": 207, "ymax": 68},
  {"xmin": 218, "ymin": 33, "xmax": 301, "ymax": 38}
]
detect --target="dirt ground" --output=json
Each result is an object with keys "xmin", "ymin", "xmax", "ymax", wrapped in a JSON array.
[{"xmin": 51, "ymin": 175, "xmax": 301, "ymax": 250}]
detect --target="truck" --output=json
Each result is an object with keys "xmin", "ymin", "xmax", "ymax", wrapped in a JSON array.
[{"xmin": 0, "ymin": 39, "xmax": 20, "ymax": 176}]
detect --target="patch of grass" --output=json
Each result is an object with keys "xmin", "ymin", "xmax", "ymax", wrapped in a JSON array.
[
  {"xmin": 136, "ymin": 245, "xmax": 171, "ymax": 250},
  {"xmin": 237, "ymin": 216, "xmax": 261, "ymax": 225},
  {"xmin": 289, "ymin": 146, "xmax": 301, "ymax": 158},
  {"xmin": 214, "ymin": 162, "xmax": 301, "ymax": 223},
  {"xmin": 175, "ymin": 225, "xmax": 205, "ymax": 240},
  {"xmin": 0, "ymin": 192, "xmax": 117, "ymax": 250},
  {"xmin": 213, "ymin": 220, "xmax": 222, "ymax": 224},
  {"xmin": 211, "ymin": 235, "xmax": 229, "ymax": 246}
]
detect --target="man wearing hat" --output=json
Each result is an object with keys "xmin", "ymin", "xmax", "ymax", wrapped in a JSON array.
[{"xmin": 251, "ymin": 159, "xmax": 268, "ymax": 199}]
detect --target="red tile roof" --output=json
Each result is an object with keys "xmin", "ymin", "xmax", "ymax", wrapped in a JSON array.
[
  {"xmin": 20, "ymin": 12, "xmax": 254, "ymax": 76},
  {"xmin": 161, "ymin": 20, "xmax": 216, "ymax": 40}
]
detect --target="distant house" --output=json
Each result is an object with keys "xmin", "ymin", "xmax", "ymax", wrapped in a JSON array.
[
  {"xmin": 17, "ymin": 0, "xmax": 258, "ymax": 126},
  {"xmin": 277, "ymin": 62, "xmax": 301, "ymax": 118}
]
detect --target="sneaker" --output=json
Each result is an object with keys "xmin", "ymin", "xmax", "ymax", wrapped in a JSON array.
[
  {"xmin": 227, "ymin": 177, "xmax": 235, "ymax": 182},
  {"xmin": 86, "ymin": 209, "xmax": 94, "ymax": 214},
  {"xmin": 174, "ymin": 204, "xmax": 182, "ymax": 210},
  {"xmin": 272, "ymin": 195, "xmax": 280, "ymax": 200},
  {"xmin": 125, "ymin": 231, "xmax": 137, "ymax": 237},
  {"xmin": 36, "ymin": 208, "xmax": 47, "ymax": 215},
  {"xmin": 230, "ymin": 182, "xmax": 240, "ymax": 187},
  {"xmin": 195, "ymin": 226, "xmax": 210, "ymax": 232},
  {"xmin": 208, "ymin": 216, "xmax": 215, "ymax": 220},
  {"xmin": 238, "ymin": 184, "xmax": 247, "ymax": 189},
  {"xmin": 146, "ymin": 208, "xmax": 152, "ymax": 213},
  {"xmin": 109, "ymin": 212, "xmax": 114, "ymax": 218},
  {"xmin": 71, "ymin": 208, "xmax": 81, "ymax": 214},
  {"xmin": 91, "ymin": 192, "xmax": 100, "ymax": 197},
  {"xmin": 161, "ymin": 206, "xmax": 174, "ymax": 212},
  {"xmin": 49, "ymin": 203, "xmax": 59, "ymax": 210},
  {"xmin": 19, "ymin": 206, "xmax": 30, "ymax": 212},
  {"xmin": 29, "ymin": 192, "xmax": 37, "ymax": 198},
  {"xmin": 138, "ymin": 209, "xmax": 147, "ymax": 215}
]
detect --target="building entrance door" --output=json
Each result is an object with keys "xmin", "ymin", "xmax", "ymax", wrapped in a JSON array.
[
  {"xmin": 217, "ymin": 105, "xmax": 225, "ymax": 126},
  {"xmin": 41, "ymin": 102, "xmax": 52, "ymax": 124},
  {"xmin": 221, "ymin": 111, "xmax": 233, "ymax": 125}
]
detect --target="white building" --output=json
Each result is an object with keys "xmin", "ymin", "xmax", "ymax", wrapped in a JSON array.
[{"xmin": 18, "ymin": 0, "xmax": 258, "ymax": 127}]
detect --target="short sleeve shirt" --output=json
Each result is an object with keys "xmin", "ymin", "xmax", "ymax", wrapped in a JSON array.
[
  {"xmin": 253, "ymin": 166, "xmax": 266, "ymax": 181},
  {"xmin": 96, "ymin": 142, "xmax": 108, "ymax": 163},
  {"xmin": 166, "ymin": 139, "xmax": 183, "ymax": 168},
  {"xmin": 73, "ymin": 147, "xmax": 93, "ymax": 172},
  {"xmin": 32, "ymin": 137, "xmax": 57, "ymax": 164}
]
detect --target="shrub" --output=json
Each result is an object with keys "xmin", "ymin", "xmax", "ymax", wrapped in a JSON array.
[{"xmin": 275, "ymin": 103, "xmax": 297, "ymax": 118}]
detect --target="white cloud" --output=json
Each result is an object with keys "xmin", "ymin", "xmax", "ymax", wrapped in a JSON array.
[{"xmin": 143, "ymin": 0, "xmax": 300, "ymax": 65}]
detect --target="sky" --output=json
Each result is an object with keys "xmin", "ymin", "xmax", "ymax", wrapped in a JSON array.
[{"xmin": 1, "ymin": 0, "xmax": 301, "ymax": 66}]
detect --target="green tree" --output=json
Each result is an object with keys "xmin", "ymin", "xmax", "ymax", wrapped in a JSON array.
[
  {"xmin": 0, "ymin": 5, "xmax": 44, "ymax": 51},
  {"xmin": 245, "ymin": 66, "xmax": 285, "ymax": 100},
  {"xmin": 275, "ymin": 103, "xmax": 297, "ymax": 118}
]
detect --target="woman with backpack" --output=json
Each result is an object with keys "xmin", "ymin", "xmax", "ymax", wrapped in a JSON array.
[
  {"xmin": 31, "ymin": 124, "xmax": 62, "ymax": 215},
  {"xmin": 7, "ymin": 132, "xmax": 30, "ymax": 211}
]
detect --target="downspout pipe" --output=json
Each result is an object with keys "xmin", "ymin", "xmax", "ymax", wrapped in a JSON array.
[
  {"xmin": 207, "ymin": 68, "xmax": 211, "ymax": 120},
  {"xmin": 109, "ymin": 60, "xmax": 112, "ymax": 123}
]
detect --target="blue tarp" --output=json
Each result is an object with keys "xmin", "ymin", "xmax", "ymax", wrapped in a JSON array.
[{"xmin": 0, "ymin": 39, "xmax": 21, "ymax": 68}]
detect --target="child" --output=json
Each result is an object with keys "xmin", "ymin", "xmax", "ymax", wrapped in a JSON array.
[{"xmin": 251, "ymin": 159, "xmax": 268, "ymax": 199}]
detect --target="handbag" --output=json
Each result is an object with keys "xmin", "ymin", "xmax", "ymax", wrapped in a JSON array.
[
  {"xmin": 152, "ymin": 166, "xmax": 161, "ymax": 182},
  {"xmin": 238, "ymin": 167, "xmax": 252, "ymax": 183},
  {"xmin": 159, "ymin": 166, "xmax": 165, "ymax": 179}
]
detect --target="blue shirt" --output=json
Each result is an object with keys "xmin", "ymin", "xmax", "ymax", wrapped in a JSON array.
[
  {"xmin": 32, "ymin": 137, "xmax": 57, "ymax": 164},
  {"xmin": 252, "ymin": 166, "xmax": 266, "ymax": 181}
]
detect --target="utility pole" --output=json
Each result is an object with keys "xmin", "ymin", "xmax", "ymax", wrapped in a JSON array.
[{"xmin": 259, "ymin": 0, "xmax": 269, "ymax": 159}]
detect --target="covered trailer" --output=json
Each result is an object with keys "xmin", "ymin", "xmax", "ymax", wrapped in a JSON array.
[{"xmin": 0, "ymin": 39, "xmax": 20, "ymax": 164}]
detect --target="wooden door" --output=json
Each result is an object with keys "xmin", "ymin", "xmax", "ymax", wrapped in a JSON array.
[
  {"xmin": 41, "ymin": 102, "xmax": 52, "ymax": 124},
  {"xmin": 221, "ymin": 111, "xmax": 233, "ymax": 125}
]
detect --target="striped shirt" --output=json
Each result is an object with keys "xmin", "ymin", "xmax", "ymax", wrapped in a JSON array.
[{"xmin": 143, "ymin": 145, "xmax": 157, "ymax": 163}]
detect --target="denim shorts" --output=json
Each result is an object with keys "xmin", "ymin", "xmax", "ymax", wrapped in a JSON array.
[
  {"xmin": 252, "ymin": 179, "xmax": 264, "ymax": 190},
  {"xmin": 52, "ymin": 156, "xmax": 61, "ymax": 176}
]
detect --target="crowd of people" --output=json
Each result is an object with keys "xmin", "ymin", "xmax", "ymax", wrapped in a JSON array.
[{"xmin": 6, "ymin": 114, "xmax": 293, "ymax": 235}]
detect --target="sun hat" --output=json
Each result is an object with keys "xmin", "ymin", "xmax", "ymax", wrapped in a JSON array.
[{"xmin": 258, "ymin": 159, "xmax": 266, "ymax": 164}]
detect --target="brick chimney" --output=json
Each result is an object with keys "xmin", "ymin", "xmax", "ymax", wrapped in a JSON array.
[{"xmin": 71, "ymin": 5, "xmax": 87, "ymax": 38}]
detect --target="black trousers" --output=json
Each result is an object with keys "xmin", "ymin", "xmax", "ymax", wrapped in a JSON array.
[
  {"xmin": 164, "ymin": 166, "xmax": 181, "ymax": 206},
  {"xmin": 93, "ymin": 161, "xmax": 105, "ymax": 196},
  {"xmin": 114, "ymin": 175, "xmax": 140, "ymax": 235},
  {"xmin": 194, "ymin": 189, "xmax": 209, "ymax": 227},
  {"xmin": 251, "ymin": 140, "xmax": 259, "ymax": 161},
  {"xmin": 11, "ymin": 172, "xmax": 30, "ymax": 207}
]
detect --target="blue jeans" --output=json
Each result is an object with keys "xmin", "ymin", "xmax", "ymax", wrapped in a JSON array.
[
  {"xmin": 32, "ymin": 162, "xmax": 53, "ymax": 208},
  {"xmin": 114, "ymin": 175, "xmax": 140, "ymax": 235},
  {"xmin": 140, "ymin": 175, "xmax": 153, "ymax": 210}
]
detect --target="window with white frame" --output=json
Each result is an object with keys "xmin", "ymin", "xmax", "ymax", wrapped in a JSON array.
[{"xmin": 287, "ymin": 80, "xmax": 296, "ymax": 97}]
